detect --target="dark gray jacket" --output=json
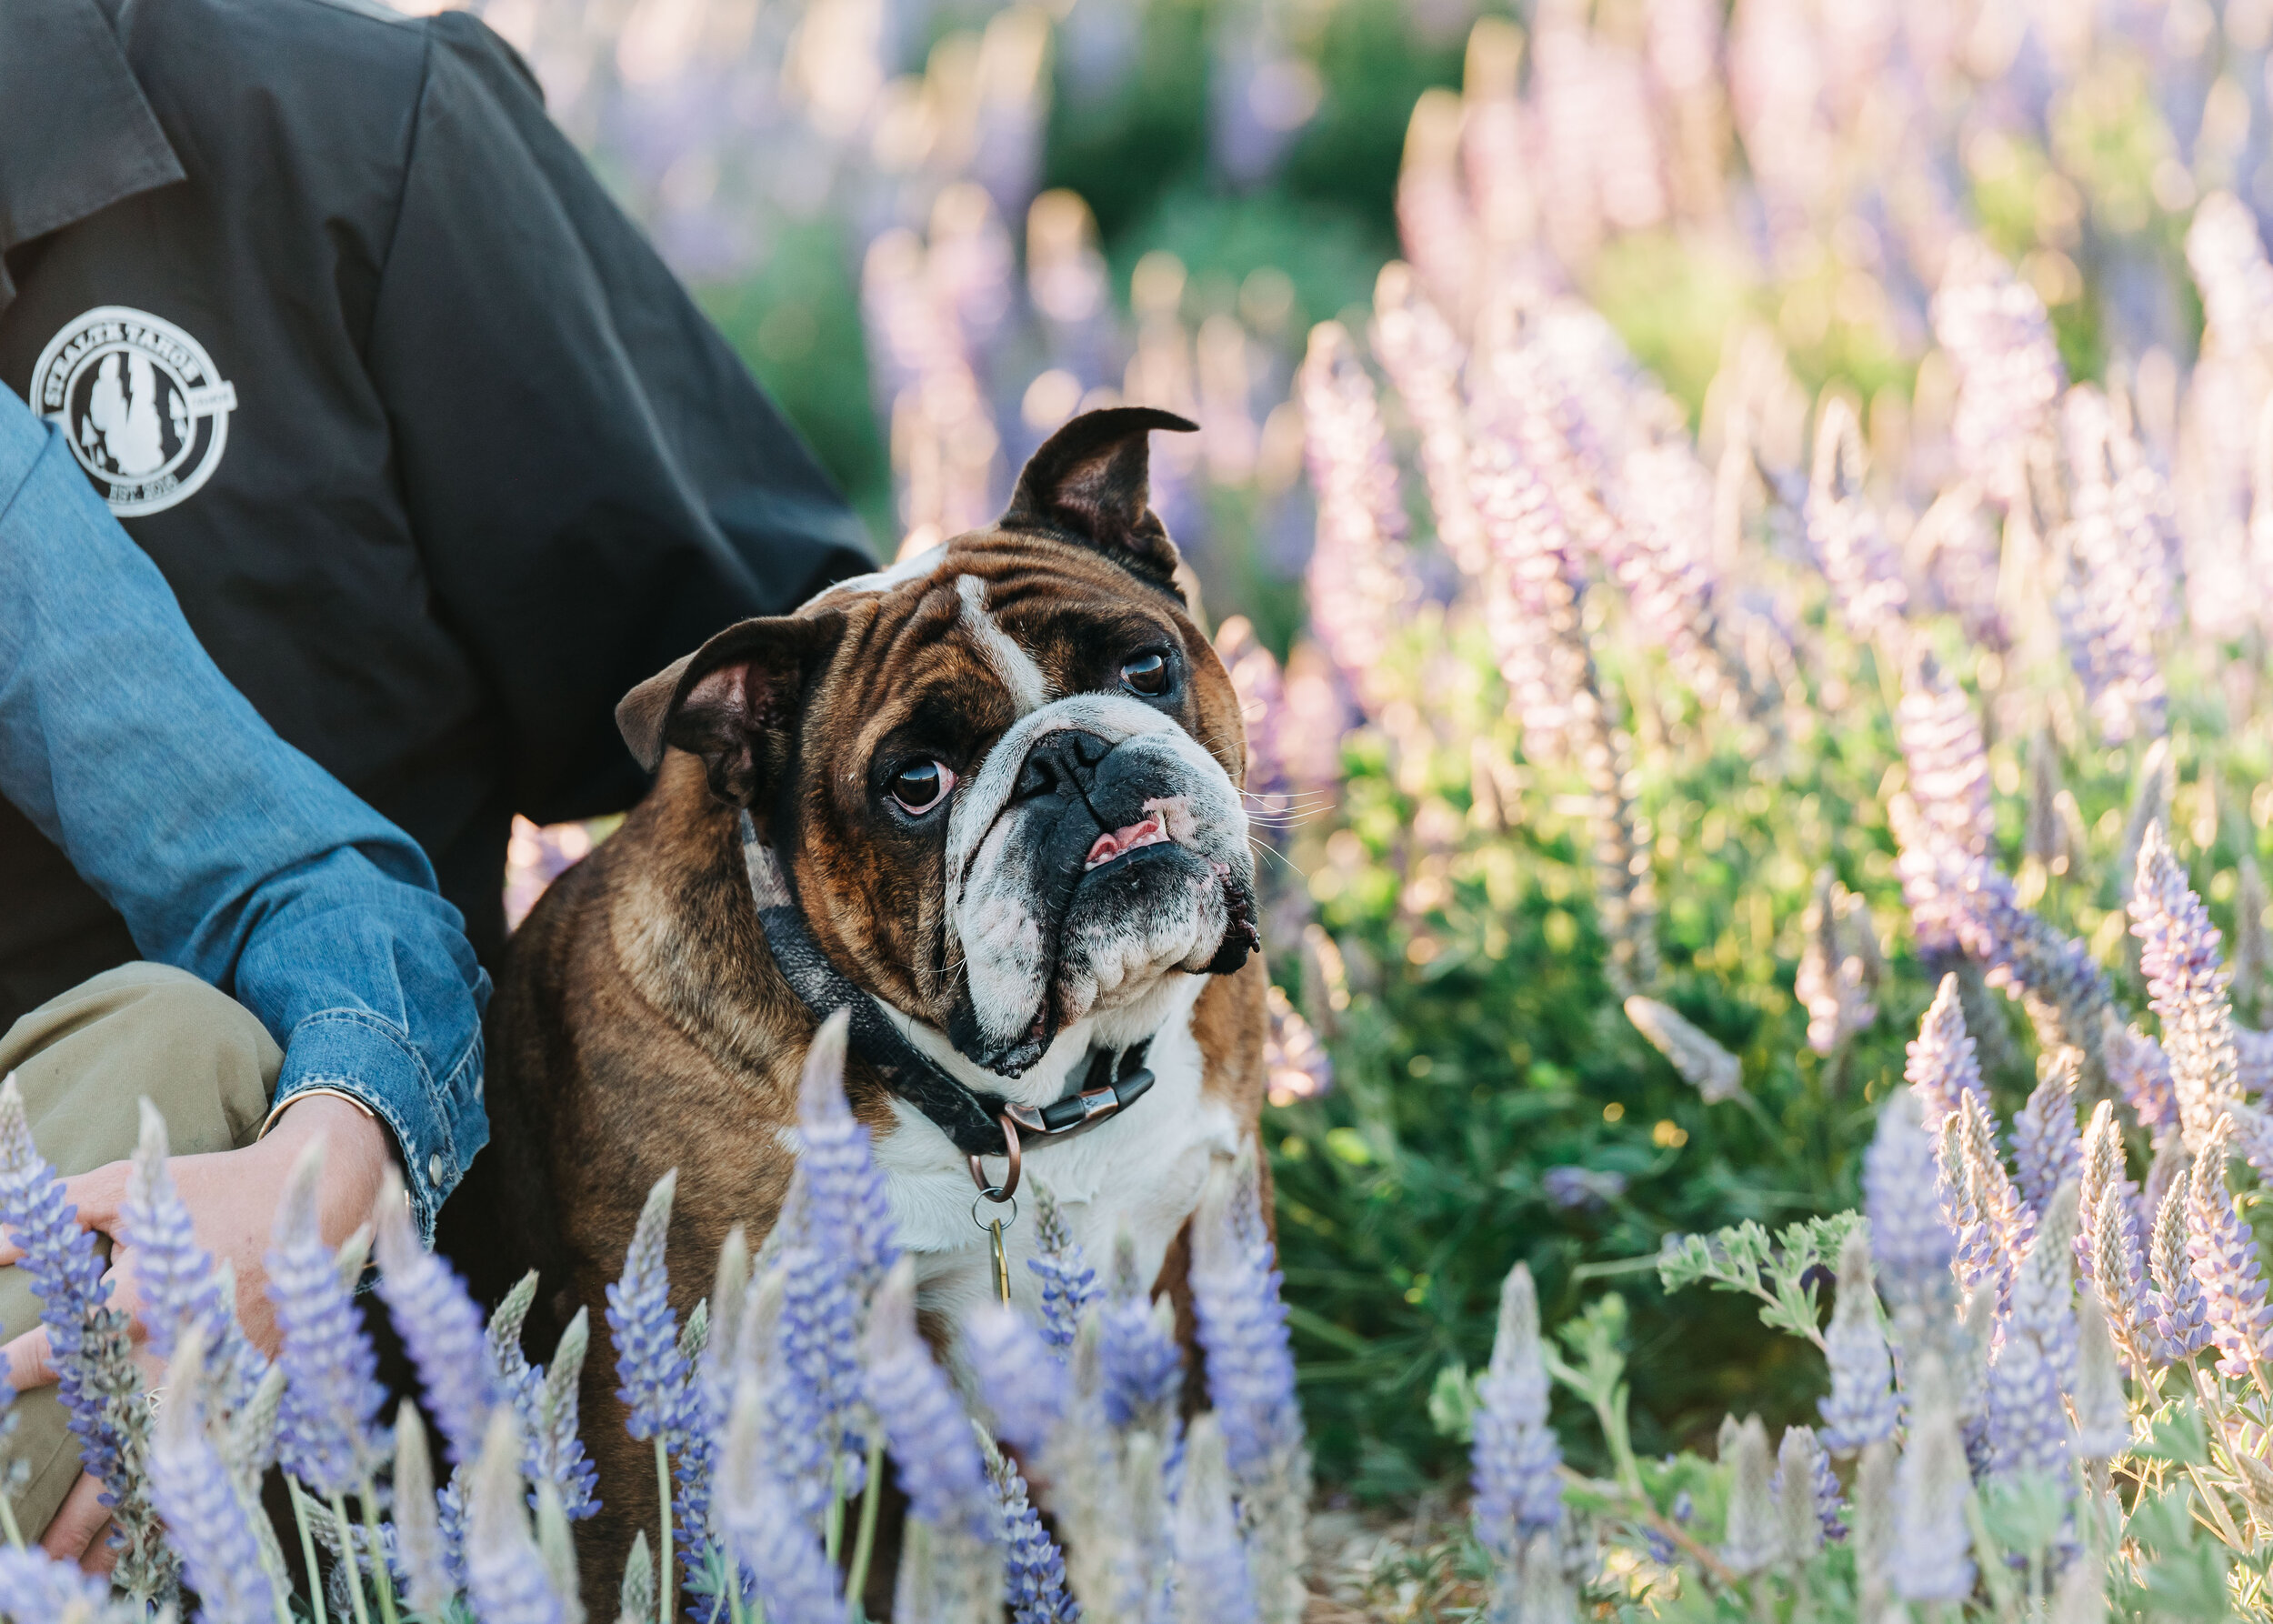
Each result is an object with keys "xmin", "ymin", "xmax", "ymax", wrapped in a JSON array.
[{"xmin": 0, "ymin": 0, "xmax": 874, "ymax": 1016}]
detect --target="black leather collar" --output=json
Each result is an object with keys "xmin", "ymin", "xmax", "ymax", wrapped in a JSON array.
[{"xmin": 739, "ymin": 814, "xmax": 1154, "ymax": 1159}]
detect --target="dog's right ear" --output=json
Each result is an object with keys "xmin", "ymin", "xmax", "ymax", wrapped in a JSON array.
[{"xmin": 617, "ymin": 613, "xmax": 843, "ymax": 807}]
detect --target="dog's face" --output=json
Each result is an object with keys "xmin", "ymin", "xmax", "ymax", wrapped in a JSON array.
[{"xmin": 618, "ymin": 408, "xmax": 1258, "ymax": 1077}]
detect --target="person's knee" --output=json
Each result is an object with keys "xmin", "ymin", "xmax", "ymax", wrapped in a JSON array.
[{"xmin": 0, "ymin": 963, "xmax": 281, "ymax": 1161}]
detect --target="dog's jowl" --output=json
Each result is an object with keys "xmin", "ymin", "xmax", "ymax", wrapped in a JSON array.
[{"xmin": 466, "ymin": 406, "xmax": 1270, "ymax": 1591}]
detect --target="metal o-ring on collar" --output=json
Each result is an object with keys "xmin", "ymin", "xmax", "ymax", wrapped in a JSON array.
[
  {"xmin": 967, "ymin": 1109, "xmax": 1022, "ymax": 1203},
  {"xmin": 970, "ymin": 1190, "xmax": 1020, "ymax": 1233}
]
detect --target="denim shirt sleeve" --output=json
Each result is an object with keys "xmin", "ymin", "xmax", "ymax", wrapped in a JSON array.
[{"xmin": 0, "ymin": 397, "xmax": 489, "ymax": 1244}]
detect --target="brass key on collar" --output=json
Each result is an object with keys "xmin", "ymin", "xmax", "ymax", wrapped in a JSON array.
[{"xmin": 968, "ymin": 1111, "xmax": 1021, "ymax": 1306}]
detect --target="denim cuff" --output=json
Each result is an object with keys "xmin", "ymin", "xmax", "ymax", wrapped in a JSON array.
[{"xmin": 271, "ymin": 1009, "xmax": 470, "ymax": 1247}]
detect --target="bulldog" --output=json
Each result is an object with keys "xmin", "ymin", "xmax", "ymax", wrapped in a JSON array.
[{"xmin": 467, "ymin": 407, "xmax": 1268, "ymax": 1589}]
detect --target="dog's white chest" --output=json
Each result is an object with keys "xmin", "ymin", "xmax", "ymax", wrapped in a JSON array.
[{"xmin": 867, "ymin": 987, "xmax": 1240, "ymax": 1340}]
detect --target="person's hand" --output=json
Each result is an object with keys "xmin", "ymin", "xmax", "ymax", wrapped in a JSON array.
[{"xmin": 0, "ymin": 1095, "xmax": 396, "ymax": 1568}]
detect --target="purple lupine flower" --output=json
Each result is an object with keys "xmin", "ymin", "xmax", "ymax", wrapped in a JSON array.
[
  {"xmin": 1932, "ymin": 846, "xmax": 2113, "ymax": 1068},
  {"xmin": 1863, "ymin": 1091, "xmax": 1958, "ymax": 1324},
  {"xmin": 1889, "ymin": 1358, "xmax": 1976, "ymax": 1601},
  {"xmin": 1172, "ymin": 1414, "xmax": 1257, "ymax": 1624},
  {"xmin": 2131, "ymin": 822, "xmax": 2242, "ymax": 1151},
  {"xmin": 1541, "ymin": 1166, "xmax": 1627, "ymax": 1210},
  {"xmin": 607, "ymin": 1168, "xmax": 686, "ymax": 1444},
  {"xmin": 1611, "ymin": 432, "xmax": 1748, "ymax": 715},
  {"xmin": 717, "ymin": 1372, "xmax": 846, "ymax": 1624},
  {"xmin": 1807, "ymin": 398, "xmax": 1907, "ymax": 642},
  {"xmin": 1817, "ymin": 1228, "xmax": 1897, "ymax": 1453},
  {"xmin": 966, "ymin": 1301, "xmax": 1067, "ymax": 1455},
  {"xmin": 2012, "ymin": 1060, "xmax": 2083, "ymax": 1214},
  {"xmin": 1931, "ymin": 238, "xmax": 2064, "ymax": 513},
  {"xmin": 123, "ymin": 1101, "xmax": 260, "ymax": 1408},
  {"xmin": 1467, "ymin": 319, "xmax": 1593, "ymax": 764},
  {"xmin": 2089, "ymin": 1185, "xmax": 2152, "ymax": 1368},
  {"xmin": 2073, "ymin": 1294, "xmax": 2131, "ymax": 1460},
  {"xmin": 0, "ymin": 1547, "xmax": 109, "ymax": 1619},
  {"xmin": 1371, "ymin": 264, "xmax": 1487, "ymax": 579},
  {"xmin": 1299, "ymin": 322, "xmax": 1419, "ymax": 702},
  {"xmin": 1721, "ymin": 1416, "xmax": 1777, "ymax": 1575},
  {"xmin": 1099, "ymin": 1229, "xmax": 1182, "ymax": 1433},
  {"xmin": 529, "ymin": 1308, "xmax": 597, "ymax": 1521},
  {"xmin": 392, "ymin": 1398, "xmax": 456, "ymax": 1622},
  {"xmin": 1191, "ymin": 1155, "xmax": 1310, "ymax": 1620},
  {"xmin": 2056, "ymin": 387, "xmax": 2172, "ymax": 746},
  {"xmin": 2010, "ymin": 1183, "xmax": 2080, "ymax": 1383},
  {"xmin": 266, "ymin": 1138, "xmax": 384, "ymax": 1497},
  {"xmin": 1189, "ymin": 1158, "xmax": 1304, "ymax": 1481},
  {"xmin": 1950, "ymin": 1092, "xmax": 2034, "ymax": 1302},
  {"xmin": 1906, "ymin": 975, "xmax": 1987, "ymax": 1133},
  {"xmin": 991, "ymin": 1442, "xmax": 1078, "ymax": 1624},
  {"xmin": 1986, "ymin": 1329, "xmax": 2069, "ymax": 1482},
  {"xmin": 766, "ymin": 1225, "xmax": 861, "ymax": 1525},
  {"xmin": 1771, "ymin": 1426, "xmax": 1831, "ymax": 1562},
  {"xmin": 374, "ymin": 1171, "xmax": 495, "ymax": 1467},
  {"xmin": 864, "ymin": 1258, "xmax": 995, "ymax": 1540},
  {"xmin": 796, "ymin": 1011, "xmax": 898, "ymax": 1294},
  {"xmin": 1895, "ymin": 653, "xmax": 1994, "ymax": 867},
  {"xmin": 2077, "ymin": 1100, "xmax": 2134, "ymax": 1290},
  {"xmin": 148, "ymin": 1317, "xmax": 278, "ymax": 1624},
  {"xmin": 1472, "ymin": 1260, "xmax": 1563, "ymax": 1564},
  {"xmin": 1797, "ymin": 870, "xmax": 1879, "ymax": 1057},
  {"xmin": 1027, "ymin": 1182, "xmax": 1100, "ymax": 1356},
  {"xmin": 466, "ymin": 1408, "xmax": 566, "ymax": 1624},
  {"xmin": 0, "ymin": 1076, "xmax": 130, "ymax": 1488},
  {"xmin": 2149, "ymin": 1176, "xmax": 2213, "ymax": 1361},
  {"xmin": 2186, "ymin": 1120, "xmax": 2273, "ymax": 1380}
]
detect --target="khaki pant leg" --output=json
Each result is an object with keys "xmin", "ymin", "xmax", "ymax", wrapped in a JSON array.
[{"xmin": 0, "ymin": 963, "xmax": 279, "ymax": 1536}]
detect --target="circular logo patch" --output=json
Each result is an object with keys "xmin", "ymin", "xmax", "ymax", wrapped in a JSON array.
[{"xmin": 31, "ymin": 306, "xmax": 237, "ymax": 517}]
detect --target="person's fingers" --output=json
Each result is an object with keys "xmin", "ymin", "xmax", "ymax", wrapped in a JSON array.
[
  {"xmin": 39, "ymin": 1471, "xmax": 110, "ymax": 1565},
  {"xmin": 0, "ymin": 1162, "xmax": 133, "ymax": 1268},
  {"xmin": 99, "ymin": 1245, "xmax": 150, "ymax": 1346},
  {"xmin": 1, "ymin": 1324, "xmax": 59, "ymax": 1393}
]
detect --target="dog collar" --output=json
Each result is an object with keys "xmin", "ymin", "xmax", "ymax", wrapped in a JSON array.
[{"xmin": 738, "ymin": 814, "xmax": 1156, "ymax": 1161}]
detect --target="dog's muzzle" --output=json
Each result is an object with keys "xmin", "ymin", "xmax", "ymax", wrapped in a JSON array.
[{"xmin": 946, "ymin": 714, "xmax": 1257, "ymax": 1076}]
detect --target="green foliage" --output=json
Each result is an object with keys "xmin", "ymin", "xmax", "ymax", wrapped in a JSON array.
[{"xmin": 1655, "ymin": 1216, "xmax": 1862, "ymax": 1348}]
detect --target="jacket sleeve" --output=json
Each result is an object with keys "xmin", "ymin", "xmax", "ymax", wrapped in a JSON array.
[
  {"xmin": 365, "ymin": 15, "xmax": 875, "ymax": 825},
  {"xmin": 0, "ymin": 400, "xmax": 490, "ymax": 1244}
]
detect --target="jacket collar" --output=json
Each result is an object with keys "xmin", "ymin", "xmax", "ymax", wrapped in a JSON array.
[{"xmin": 0, "ymin": 0, "xmax": 185, "ymax": 315}]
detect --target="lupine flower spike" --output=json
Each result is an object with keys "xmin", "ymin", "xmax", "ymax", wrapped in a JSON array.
[
  {"xmin": 2131, "ymin": 822, "xmax": 2242, "ymax": 1152},
  {"xmin": 980, "ymin": 1428, "xmax": 1077, "ymax": 1624},
  {"xmin": 1100, "ymin": 1226, "xmax": 1183, "ymax": 1435},
  {"xmin": 1720, "ymin": 1416, "xmax": 1777, "ymax": 1575},
  {"xmin": 466, "ymin": 1408, "xmax": 568, "ymax": 1624},
  {"xmin": 1026, "ymin": 1180, "xmax": 1099, "ymax": 1355},
  {"xmin": 146, "ymin": 1316, "xmax": 278, "ymax": 1624},
  {"xmin": 606, "ymin": 1168, "xmax": 684, "ymax": 1620},
  {"xmin": 267, "ymin": 1137, "xmax": 385, "ymax": 1500},
  {"xmin": 1889, "ymin": 1356, "xmax": 1976, "ymax": 1602},
  {"xmin": 372, "ymin": 1169, "xmax": 494, "ymax": 1468},
  {"xmin": 1473, "ymin": 1258, "xmax": 1563, "ymax": 1604},
  {"xmin": 0, "ymin": 1075, "xmax": 168, "ymax": 1597},
  {"xmin": 124, "ymin": 1099, "xmax": 260, "ymax": 1408},
  {"xmin": 716, "ymin": 1372, "xmax": 846, "ymax": 1624},
  {"xmin": 1191, "ymin": 1151, "xmax": 1309, "ymax": 1624},
  {"xmin": 2185, "ymin": 1119, "xmax": 2273, "ymax": 1382},
  {"xmin": 1817, "ymin": 1227, "xmax": 1897, "ymax": 1452},
  {"xmin": 865, "ymin": 1258, "xmax": 996, "ymax": 1622},
  {"xmin": 1172, "ymin": 1414, "xmax": 1257, "ymax": 1624},
  {"xmin": 391, "ymin": 1400, "xmax": 455, "ymax": 1622}
]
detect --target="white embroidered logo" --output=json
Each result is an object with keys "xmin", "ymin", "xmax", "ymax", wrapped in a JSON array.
[{"xmin": 31, "ymin": 306, "xmax": 237, "ymax": 517}]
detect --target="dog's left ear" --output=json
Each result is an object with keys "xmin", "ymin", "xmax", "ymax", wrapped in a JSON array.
[
  {"xmin": 617, "ymin": 613, "xmax": 843, "ymax": 808},
  {"xmin": 999, "ymin": 406, "xmax": 1197, "ymax": 592}
]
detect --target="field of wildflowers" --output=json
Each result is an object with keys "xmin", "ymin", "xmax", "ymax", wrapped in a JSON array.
[{"xmin": 364, "ymin": 0, "xmax": 2273, "ymax": 1613}]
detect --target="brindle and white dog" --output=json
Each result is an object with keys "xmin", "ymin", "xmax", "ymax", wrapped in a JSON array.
[{"xmin": 472, "ymin": 407, "xmax": 1267, "ymax": 1588}]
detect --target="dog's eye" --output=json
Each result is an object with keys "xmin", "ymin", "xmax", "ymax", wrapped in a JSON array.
[
  {"xmin": 1120, "ymin": 650, "xmax": 1172, "ymax": 697},
  {"xmin": 887, "ymin": 759, "xmax": 956, "ymax": 815}
]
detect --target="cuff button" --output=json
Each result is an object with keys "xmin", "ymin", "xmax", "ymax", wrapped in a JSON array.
[{"xmin": 427, "ymin": 1153, "xmax": 446, "ymax": 1184}]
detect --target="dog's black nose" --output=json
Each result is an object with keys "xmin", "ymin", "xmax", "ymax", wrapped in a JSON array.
[{"xmin": 1013, "ymin": 728, "xmax": 1113, "ymax": 804}]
